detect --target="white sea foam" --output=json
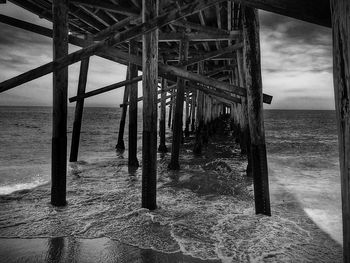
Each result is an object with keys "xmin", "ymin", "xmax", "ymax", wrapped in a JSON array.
[{"xmin": 0, "ymin": 178, "xmax": 48, "ymax": 195}]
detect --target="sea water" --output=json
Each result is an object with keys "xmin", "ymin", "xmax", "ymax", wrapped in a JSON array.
[{"xmin": 0, "ymin": 106, "xmax": 343, "ymax": 262}]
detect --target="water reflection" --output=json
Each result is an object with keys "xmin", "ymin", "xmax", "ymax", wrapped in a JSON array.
[{"xmin": 0, "ymin": 237, "xmax": 218, "ymax": 263}]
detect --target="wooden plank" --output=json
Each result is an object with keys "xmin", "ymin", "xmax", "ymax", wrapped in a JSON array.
[
  {"xmin": 69, "ymin": 75, "xmax": 142, "ymax": 102},
  {"xmin": 116, "ymin": 70, "xmax": 130, "ymax": 151},
  {"xmin": 168, "ymin": 38, "xmax": 189, "ymax": 170},
  {"xmin": 233, "ymin": 0, "xmax": 331, "ymax": 28},
  {"xmin": 0, "ymin": 14, "xmax": 52, "ymax": 37},
  {"xmin": 51, "ymin": 0, "xmax": 68, "ymax": 207},
  {"xmin": 331, "ymin": 1, "xmax": 350, "ymax": 261},
  {"xmin": 128, "ymin": 39, "xmax": 139, "ymax": 167},
  {"xmin": 242, "ymin": 6, "xmax": 271, "ymax": 216},
  {"xmin": 0, "ymin": 0, "xmax": 225, "ymax": 93},
  {"xmin": 69, "ymin": 53, "xmax": 90, "ymax": 162},
  {"xmin": 142, "ymin": 0, "xmax": 159, "ymax": 210},
  {"xmin": 158, "ymin": 78, "xmax": 168, "ymax": 152},
  {"xmin": 177, "ymin": 42, "xmax": 243, "ymax": 67},
  {"xmin": 70, "ymin": 0, "xmax": 139, "ymax": 16},
  {"xmin": 136, "ymin": 32, "xmax": 241, "ymax": 42},
  {"xmin": 94, "ymin": 16, "xmax": 141, "ymax": 40},
  {"xmin": 172, "ymin": 19, "xmax": 230, "ymax": 35}
]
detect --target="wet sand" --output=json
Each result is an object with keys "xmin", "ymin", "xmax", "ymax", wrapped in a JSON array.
[{"xmin": 0, "ymin": 132, "xmax": 343, "ymax": 262}]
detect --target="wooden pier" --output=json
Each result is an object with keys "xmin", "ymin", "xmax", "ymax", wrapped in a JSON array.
[{"xmin": 0, "ymin": 0, "xmax": 349, "ymax": 261}]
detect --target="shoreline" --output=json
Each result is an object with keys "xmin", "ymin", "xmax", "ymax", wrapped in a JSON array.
[{"xmin": 0, "ymin": 132, "xmax": 343, "ymax": 262}]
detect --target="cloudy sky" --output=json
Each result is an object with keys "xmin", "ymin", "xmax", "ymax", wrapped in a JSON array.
[{"xmin": 0, "ymin": 2, "xmax": 334, "ymax": 109}]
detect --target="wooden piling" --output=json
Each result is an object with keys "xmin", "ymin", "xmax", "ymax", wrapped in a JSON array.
[
  {"xmin": 242, "ymin": 6, "xmax": 271, "ymax": 216},
  {"xmin": 69, "ymin": 44, "xmax": 90, "ymax": 163},
  {"xmin": 158, "ymin": 77, "xmax": 168, "ymax": 152},
  {"xmin": 191, "ymin": 90, "xmax": 197, "ymax": 132},
  {"xmin": 168, "ymin": 89, "xmax": 173, "ymax": 128},
  {"xmin": 193, "ymin": 62, "xmax": 205, "ymax": 154},
  {"xmin": 128, "ymin": 39, "xmax": 139, "ymax": 167},
  {"xmin": 331, "ymin": 1, "xmax": 350, "ymax": 261},
  {"xmin": 142, "ymin": 0, "xmax": 158, "ymax": 210},
  {"xmin": 237, "ymin": 49, "xmax": 253, "ymax": 177},
  {"xmin": 168, "ymin": 38, "xmax": 189, "ymax": 170},
  {"xmin": 51, "ymin": 0, "xmax": 68, "ymax": 206},
  {"xmin": 184, "ymin": 91, "xmax": 190, "ymax": 137},
  {"xmin": 116, "ymin": 71, "xmax": 130, "ymax": 151}
]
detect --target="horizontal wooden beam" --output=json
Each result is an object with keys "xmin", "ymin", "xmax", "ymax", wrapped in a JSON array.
[
  {"xmin": 187, "ymin": 82, "xmax": 241, "ymax": 104},
  {"xmin": 235, "ymin": 0, "xmax": 331, "ymax": 27},
  {"xmin": 69, "ymin": 75, "xmax": 142, "ymax": 102},
  {"xmin": 172, "ymin": 19, "xmax": 230, "ymax": 35},
  {"xmin": 137, "ymin": 32, "xmax": 241, "ymax": 42},
  {"xmin": 70, "ymin": 0, "xmax": 139, "ymax": 17},
  {"xmin": 177, "ymin": 42, "xmax": 243, "ymax": 67}
]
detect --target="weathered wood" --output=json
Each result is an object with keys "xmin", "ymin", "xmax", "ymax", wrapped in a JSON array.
[
  {"xmin": 188, "ymin": 82, "xmax": 241, "ymax": 104},
  {"xmin": 169, "ymin": 38, "xmax": 189, "ymax": 170},
  {"xmin": 116, "ymin": 71, "xmax": 130, "ymax": 151},
  {"xmin": 184, "ymin": 91, "xmax": 190, "ymax": 137},
  {"xmin": 94, "ymin": 16, "xmax": 141, "ymax": 40},
  {"xmin": 0, "ymin": 14, "xmax": 129, "ymax": 66},
  {"xmin": 69, "ymin": 75, "xmax": 142, "ymax": 102},
  {"xmin": 191, "ymin": 90, "xmax": 197, "ymax": 132},
  {"xmin": 0, "ymin": 29, "xmax": 272, "ymax": 105},
  {"xmin": 128, "ymin": 40, "xmax": 139, "ymax": 167},
  {"xmin": 242, "ymin": 6, "xmax": 271, "ymax": 216},
  {"xmin": 142, "ymin": 0, "xmax": 159, "ymax": 210},
  {"xmin": 177, "ymin": 42, "xmax": 243, "ymax": 68},
  {"xmin": 331, "ymin": 1, "xmax": 350, "ymax": 261},
  {"xmin": 237, "ymin": 49, "xmax": 253, "ymax": 177},
  {"xmin": 168, "ymin": 89, "xmax": 173, "ymax": 128},
  {"xmin": 51, "ymin": 0, "xmax": 68, "ymax": 207},
  {"xmin": 136, "ymin": 32, "xmax": 241, "ymax": 42},
  {"xmin": 232, "ymin": 0, "xmax": 331, "ymax": 28},
  {"xmin": 70, "ymin": 0, "xmax": 139, "ymax": 16},
  {"xmin": 0, "ymin": 0, "xmax": 225, "ymax": 93},
  {"xmin": 0, "ymin": 14, "xmax": 52, "ymax": 37},
  {"xmin": 193, "ymin": 62, "xmax": 205, "ymax": 154},
  {"xmin": 158, "ymin": 78, "xmax": 168, "ymax": 152},
  {"xmin": 69, "ymin": 53, "xmax": 90, "ymax": 162},
  {"xmin": 172, "ymin": 19, "xmax": 230, "ymax": 35}
]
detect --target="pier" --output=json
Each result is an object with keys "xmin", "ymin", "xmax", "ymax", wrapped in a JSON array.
[{"xmin": 0, "ymin": 0, "xmax": 349, "ymax": 262}]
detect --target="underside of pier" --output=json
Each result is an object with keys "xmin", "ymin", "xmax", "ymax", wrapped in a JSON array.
[{"xmin": 0, "ymin": 0, "xmax": 349, "ymax": 262}]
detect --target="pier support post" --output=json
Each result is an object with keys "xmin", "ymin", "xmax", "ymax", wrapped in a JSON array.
[
  {"xmin": 128, "ymin": 39, "xmax": 139, "ymax": 167},
  {"xmin": 237, "ymin": 49, "xmax": 252, "ymax": 176},
  {"xmin": 168, "ymin": 89, "xmax": 173, "ymax": 128},
  {"xmin": 193, "ymin": 62, "xmax": 204, "ymax": 154},
  {"xmin": 331, "ymin": 1, "xmax": 350, "ymax": 261},
  {"xmin": 51, "ymin": 0, "xmax": 68, "ymax": 206},
  {"xmin": 242, "ymin": 6, "xmax": 271, "ymax": 216},
  {"xmin": 184, "ymin": 91, "xmax": 190, "ymax": 137},
  {"xmin": 158, "ymin": 77, "xmax": 168, "ymax": 152},
  {"xmin": 116, "ymin": 70, "xmax": 130, "ymax": 151},
  {"xmin": 191, "ymin": 90, "xmax": 197, "ymax": 133},
  {"xmin": 142, "ymin": 0, "xmax": 158, "ymax": 210},
  {"xmin": 168, "ymin": 38, "xmax": 189, "ymax": 170},
  {"xmin": 69, "ymin": 40, "xmax": 90, "ymax": 163}
]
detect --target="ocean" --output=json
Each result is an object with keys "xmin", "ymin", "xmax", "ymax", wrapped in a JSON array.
[{"xmin": 0, "ymin": 106, "xmax": 343, "ymax": 262}]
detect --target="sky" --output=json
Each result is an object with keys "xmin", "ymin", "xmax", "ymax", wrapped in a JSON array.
[{"xmin": 0, "ymin": 2, "xmax": 334, "ymax": 109}]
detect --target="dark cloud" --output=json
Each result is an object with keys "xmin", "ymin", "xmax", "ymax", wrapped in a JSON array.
[{"xmin": 260, "ymin": 11, "xmax": 332, "ymax": 47}]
